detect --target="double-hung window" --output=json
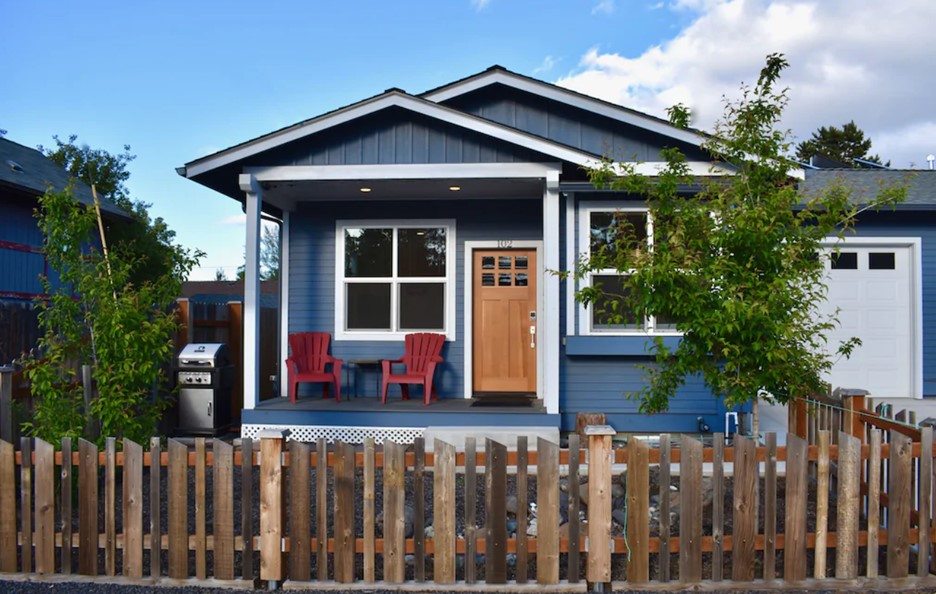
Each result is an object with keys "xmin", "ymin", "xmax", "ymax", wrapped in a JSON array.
[
  {"xmin": 336, "ymin": 219, "xmax": 455, "ymax": 340},
  {"xmin": 578, "ymin": 202, "xmax": 677, "ymax": 335}
]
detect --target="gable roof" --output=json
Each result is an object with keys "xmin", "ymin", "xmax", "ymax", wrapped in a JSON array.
[
  {"xmin": 421, "ymin": 65, "xmax": 711, "ymax": 151},
  {"xmin": 799, "ymin": 169, "xmax": 936, "ymax": 209},
  {"xmin": 0, "ymin": 137, "xmax": 128, "ymax": 218},
  {"xmin": 182, "ymin": 88, "xmax": 600, "ymax": 181}
]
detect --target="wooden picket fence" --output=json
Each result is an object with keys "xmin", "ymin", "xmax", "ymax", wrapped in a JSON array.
[{"xmin": 1, "ymin": 427, "xmax": 935, "ymax": 589}]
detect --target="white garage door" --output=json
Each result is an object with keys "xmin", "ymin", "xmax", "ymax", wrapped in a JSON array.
[{"xmin": 820, "ymin": 244, "xmax": 916, "ymax": 399}]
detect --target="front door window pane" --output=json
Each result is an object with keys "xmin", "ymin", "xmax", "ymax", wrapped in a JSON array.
[
  {"xmin": 399, "ymin": 283, "xmax": 444, "ymax": 329},
  {"xmin": 347, "ymin": 283, "xmax": 391, "ymax": 329},
  {"xmin": 399, "ymin": 228, "xmax": 446, "ymax": 277},
  {"xmin": 345, "ymin": 228, "xmax": 392, "ymax": 277}
]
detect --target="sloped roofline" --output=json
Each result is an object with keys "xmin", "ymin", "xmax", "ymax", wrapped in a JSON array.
[
  {"xmin": 182, "ymin": 88, "xmax": 601, "ymax": 178},
  {"xmin": 420, "ymin": 65, "xmax": 711, "ymax": 150}
]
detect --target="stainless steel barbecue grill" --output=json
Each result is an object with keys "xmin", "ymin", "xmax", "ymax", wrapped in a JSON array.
[{"xmin": 175, "ymin": 343, "xmax": 234, "ymax": 435}]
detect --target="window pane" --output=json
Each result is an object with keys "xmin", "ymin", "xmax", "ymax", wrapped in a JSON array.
[
  {"xmin": 498, "ymin": 273, "xmax": 512, "ymax": 286},
  {"xmin": 399, "ymin": 283, "xmax": 444, "ymax": 330},
  {"xmin": 399, "ymin": 228, "xmax": 446, "ymax": 277},
  {"xmin": 346, "ymin": 283, "xmax": 391, "ymax": 330},
  {"xmin": 591, "ymin": 275, "xmax": 639, "ymax": 330},
  {"xmin": 481, "ymin": 273, "xmax": 495, "ymax": 286},
  {"xmin": 830, "ymin": 252, "xmax": 858, "ymax": 270},
  {"xmin": 515, "ymin": 256, "xmax": 528, "ymax": 269},
  {"xmin": 590, "ymin": 211, "xmax": 647, "ymax": 258},
  {"xmin": 481, "ymin": 256, "xmax": 495, "ymax": 269},
  {"xmin": 345, "ymin": 228, "xmax": 392, "ymax": 277},
  {"xmin": 515, "ymin": 273, "xmax": 528, "ymax": 286},
  {"xmin": 869, "ymin": 252, "xmax": 895, "ymax": 270},
  {"xmin": 498, "ymin": 256, "xmax": 512, "ymax": 269}
]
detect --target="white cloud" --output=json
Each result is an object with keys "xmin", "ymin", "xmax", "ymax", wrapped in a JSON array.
[
  {"xmin": 592, "ymin": 0, "xmax": 615, "ymax": 15},
  {"xmin": 471, "ymin": 0, "xmax": 491, "ymax": 11},
  {"xmin": 533, "ymin": 55, "xmax": 557, "ymax": 75},
  {"xmin": 557, "ymin": 0, "xmax": 936, "ymax": 168},
  {"xmin": 219, "ymin": 213, "xmax": 246, "ymax": 225}
]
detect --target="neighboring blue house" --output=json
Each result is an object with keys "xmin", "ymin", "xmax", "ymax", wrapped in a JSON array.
[
  {"xmin": 0, "ymin": 137, "xmax": 126, "ymax": 363},
  {"xmin": 180, "ymin": 66, "xmax": 931, "ymax": 442}
]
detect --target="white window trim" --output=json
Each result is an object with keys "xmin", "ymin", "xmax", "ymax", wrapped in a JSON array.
[
  {"xmin": 576, "ymin": 201, "xmax": 681, "ymax": 337},
  {"xmin": 335, "ymin": 219, "xmax": 456, "ymax": 341}
]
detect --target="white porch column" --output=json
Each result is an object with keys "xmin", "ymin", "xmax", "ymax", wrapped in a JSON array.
[
  {"xmin": 239, "ymin": 174, "xmax": 262, "ymax": 411},
  {"xmin": 279, "ymin": 211, "xmax": 291, "ymax": 397},
  {"xmin": 543, "ymin": 171, "xmax": 561, "ymax": 415}
]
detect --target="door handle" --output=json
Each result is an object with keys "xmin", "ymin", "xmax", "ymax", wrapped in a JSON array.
[
  {"xmin": 530, "ymin": 325, "xmax": 536, "ymax": 349},
  {"xmin": 208, "ymin": 402, "xmax": 213, "ymax": 417}
]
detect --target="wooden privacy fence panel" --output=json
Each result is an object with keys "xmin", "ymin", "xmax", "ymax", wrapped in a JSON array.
[{"xmin": 0, "ymin": 428, "xmax": 933, "ymax": 588}]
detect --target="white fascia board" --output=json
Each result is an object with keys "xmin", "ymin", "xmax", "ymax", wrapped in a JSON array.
[
  {"xmin": 187, "ymin": 94, "xmax": 594, "ymax": 178},
  {"xmin": 247, "ymin": 162, "xmax": 561, "ymax": 182},
  {"xmin": 423, "ymin": 70, "xmax": 709, "ymax": 149}
]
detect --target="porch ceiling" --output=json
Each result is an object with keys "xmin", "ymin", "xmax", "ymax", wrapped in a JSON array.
[{"xmin": 260, "ymin": 177, "xmax": 546, "ymax": 212}]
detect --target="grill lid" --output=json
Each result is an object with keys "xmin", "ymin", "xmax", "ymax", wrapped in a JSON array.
[{"xmin": 177, "ymin": 343, "xmax": 229, "ymax": 368}]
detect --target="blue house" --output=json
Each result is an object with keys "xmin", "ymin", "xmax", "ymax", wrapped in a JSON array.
[
  {"xmin": 182, "ymin": 66, "xmax": 931, "ymax": 441},
  {"xmin": 0, "ymin": 137, "xmax": 127, "ymax": 364}
]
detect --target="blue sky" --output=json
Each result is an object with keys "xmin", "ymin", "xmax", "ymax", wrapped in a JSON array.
[{"xmin": 4, "ymin": 1, "xmax": 935, "ymax": 279}]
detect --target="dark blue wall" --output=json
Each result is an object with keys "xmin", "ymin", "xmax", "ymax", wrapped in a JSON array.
[{"xmin": 288, "ymin": 198, "xmax": 542, "ymax": 400}]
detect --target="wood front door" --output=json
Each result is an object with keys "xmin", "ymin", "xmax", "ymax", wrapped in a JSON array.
[{"xmin": 472, "ymin": 249, "xmax": 537, "ymax": 394}]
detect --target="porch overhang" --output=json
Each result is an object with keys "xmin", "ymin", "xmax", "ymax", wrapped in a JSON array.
[{"xmin": 243, "ymin": 162, "xmax": 564, "ymax": 212}]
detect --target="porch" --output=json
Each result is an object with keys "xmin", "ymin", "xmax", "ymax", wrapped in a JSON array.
[{"xmin": 241, "ymin": 394, "xmax": 558, "ymax": 442}]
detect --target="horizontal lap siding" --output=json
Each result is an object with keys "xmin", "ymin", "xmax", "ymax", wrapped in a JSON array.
[
  {"xmin": 288, "ymin": 198, "xmax": 542, "ymax": 400},
  {"xmin": 442, "ymin": 87, "xmax": 710, "ymax": 162},
  {"xmin": 559, "ymin": 356, "xmax": 725, "ymax": 432}
]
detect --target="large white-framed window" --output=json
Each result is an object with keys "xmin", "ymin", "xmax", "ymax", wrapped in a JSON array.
[
  {"xmin": 335, "ymin": 219, "xmax": 456, "ymax": 341},
  {"xmin": 577, "ymin": 201, "xmax": 679, "ymax": 336}
]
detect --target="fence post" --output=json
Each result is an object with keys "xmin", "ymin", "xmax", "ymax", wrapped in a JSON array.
[
  {"xmin": 0, "ymin": 367, "xmax": 12, "ymax": 443},
  {"xmin": 585, "ymin": 425, "xmax": 615, "ymax": 591},
  {"xmin": 839, "ymin": 388, "xmax": 869, "ymax": 442},
  {"xmin": 789, "ymin": 398, "xmax": 807, "ymax": 440},
  {"xmin": 258, "ymin": 429, "xmax": 288, "ymax": 587}
]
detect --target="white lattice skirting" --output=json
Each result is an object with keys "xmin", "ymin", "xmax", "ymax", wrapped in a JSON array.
[{"xmin": 241, "ymin": 423, "xmax": 425, "ymax": 444}]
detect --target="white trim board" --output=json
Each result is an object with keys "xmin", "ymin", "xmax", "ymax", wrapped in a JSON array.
[{"xmin": 463, "ymin": 240, "xmax": 545, "ymax": 403}]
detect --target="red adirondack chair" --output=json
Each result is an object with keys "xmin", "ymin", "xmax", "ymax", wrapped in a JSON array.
[
  {"xmin": 286, "ymin": 332, "xmax": 343, "ymax": 404},
  {"xmin": 381, "ymin": 333, "xmax": 445, "ymax": 405}
]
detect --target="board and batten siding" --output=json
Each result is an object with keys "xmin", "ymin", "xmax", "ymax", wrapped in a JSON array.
[
  {"xmin": 252, "ymin": 110, "xmax": 557, "ymax": 169},
  {"xmin": 287, "ymin": 198, "xmax": 542, "ymax": 401},
  {"xmin": 441, "ymin": 86, "xmax": 710, "ymax": 164}
]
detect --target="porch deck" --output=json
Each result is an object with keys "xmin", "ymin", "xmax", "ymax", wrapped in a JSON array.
[{"xmin": 241, "ymin": 395, "xmax": 558, "ymax": 442}]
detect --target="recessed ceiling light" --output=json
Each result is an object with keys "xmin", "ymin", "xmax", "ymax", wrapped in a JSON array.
[
  {"xmin": 449, "ymin": 185, "xmax": 461, "ymax": 191},
  {"xmin": 360, "ymin": 187, "xmax": 372, "ymax": 193}
]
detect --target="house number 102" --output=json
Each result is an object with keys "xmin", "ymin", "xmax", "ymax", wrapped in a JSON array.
[{"xmin": 497, "ymin": 239, "xmax": 513, "ymax": 249}]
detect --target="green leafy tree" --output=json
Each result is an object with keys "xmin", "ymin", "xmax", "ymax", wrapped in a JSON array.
[
  {"xmin": 40, "ymin": 135, "xmax": 190, "ymax": 285},
  {"xmin": 577, "ymin": 54, "xmax": 905, "ymax": 418},
  {"xmin": 236, "ymin": 224, "xmax": 281, "ymax": 281},
  {"xmin": 795, "ymin": 120, "xmax": 887, "ymax": 167},
  {"xmin": 23, "ymin": 185, "xmax": 201, "ymax": 444}
]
